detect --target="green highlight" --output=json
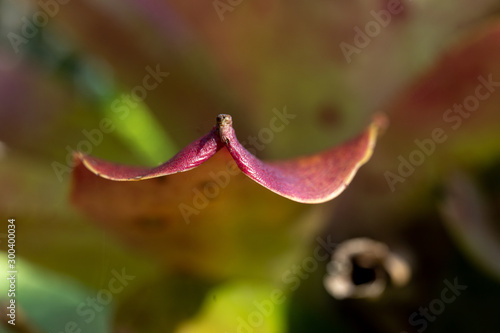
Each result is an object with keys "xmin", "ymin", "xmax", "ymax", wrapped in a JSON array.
[{"xmin": 103, "ymin": 94, "xmax": 178, "ymax": 165}]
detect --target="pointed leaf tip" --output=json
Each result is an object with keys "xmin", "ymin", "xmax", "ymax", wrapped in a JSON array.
[{"xmin": 73, "ymin": 114, "xmax": 385, "ymax": 203}]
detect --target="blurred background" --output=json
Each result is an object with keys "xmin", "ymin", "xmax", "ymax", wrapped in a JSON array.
[{"xmin": 1, "ymin": 0, "xmax": 500, "ymax": 332}]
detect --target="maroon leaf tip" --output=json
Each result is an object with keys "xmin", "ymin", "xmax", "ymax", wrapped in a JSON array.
[{"xmin": 73, "ymin": 114, "xmax": 385, "ymax": 203}]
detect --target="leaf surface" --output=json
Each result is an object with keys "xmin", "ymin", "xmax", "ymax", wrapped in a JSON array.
[{"xmin": 74, "ymin": 114, "xmax": 384, "ymax": 203}]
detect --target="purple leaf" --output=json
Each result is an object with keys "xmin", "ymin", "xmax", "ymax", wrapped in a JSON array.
[{"xmin": 74, "ymin": 114, "xmax": 385, "ymax": 203}]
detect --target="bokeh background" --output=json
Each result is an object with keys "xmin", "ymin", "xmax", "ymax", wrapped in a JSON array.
[{"xmin": 1, "ymin": 0, "xmax": 500, "ymax": 332}]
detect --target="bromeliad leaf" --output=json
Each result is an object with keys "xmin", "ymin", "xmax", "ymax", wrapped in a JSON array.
[{"xmin": 73, "ymin": 114, "xmax": 385, "ymax": 204}]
